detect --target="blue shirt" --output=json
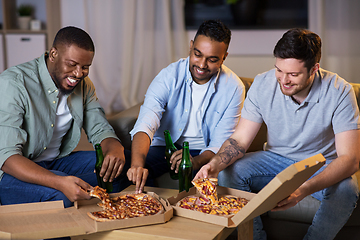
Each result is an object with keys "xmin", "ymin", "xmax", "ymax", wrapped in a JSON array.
[
  {"xmin": 242, "ymin": 68, "xmax": 360, "ymax": 161},
  {"xmin": 130, "ymin": 57, "xmax": 245, "ymax": 154}
]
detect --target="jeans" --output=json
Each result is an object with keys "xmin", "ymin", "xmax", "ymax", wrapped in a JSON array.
[
  {"xmin": 145, "ymin": 145, "xmax": 200, "ymax": 186},
  {"xmin": 0, "ymin": 150, "xmax": 132, "ymax": 208},
  {"xmin": 218, "ymin": 151, "xmax": 359, "ymax": 240}
]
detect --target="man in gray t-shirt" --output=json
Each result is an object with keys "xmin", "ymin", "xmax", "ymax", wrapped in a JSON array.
[{"xmin": 195, "ymin": 28, "xmax": 360, "ymax": 240}]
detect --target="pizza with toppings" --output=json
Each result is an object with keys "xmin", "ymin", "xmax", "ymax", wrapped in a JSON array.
[
  {"xmin": 191, "ymin": 178, "xmax": 218, "ymax": 204},
  {"xmin": 87, "ymin": 186, "xmax": 164, "ymax": 222},
  {"xmin": 177, "ymin": 178, "xmax": 249, "ymax": 215}
]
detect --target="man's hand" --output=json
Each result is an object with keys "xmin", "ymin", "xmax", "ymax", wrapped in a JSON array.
[
  {"xmin": 56, "ymin": 175, "xmax": 93, "ymax": 202},
  {"xmin": 100, "ymin": 138, "xmax": 127, "ymax": 183},
  {"xmin": 127, "ymin": 166, "xmax": 149, "ymax": 193},
  {"xmin": 272, "ymin": 186, "xmax": 307, "ymax": 212},
  {"xmin": 169, "ymin": 149, "xmax": 190, "ymax": 173},
  {"xmin": 194, "ymin": 162, "xmax": 219, "ymax": 180}
]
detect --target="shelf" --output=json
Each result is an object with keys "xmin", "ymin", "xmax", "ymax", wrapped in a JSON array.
[{"xmin": 0, "ymin": 0, "xmax": 60, "ymax": 71}]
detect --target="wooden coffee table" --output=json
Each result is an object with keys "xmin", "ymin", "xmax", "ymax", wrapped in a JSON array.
[{"xmin": 72, "ymin": 185, "xmax": 253, "ymax": 240}]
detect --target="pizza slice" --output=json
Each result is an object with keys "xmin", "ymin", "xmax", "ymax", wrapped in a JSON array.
[{"xmin": 191, "ymin": 178, "xmax": 218, "ymax": 204}]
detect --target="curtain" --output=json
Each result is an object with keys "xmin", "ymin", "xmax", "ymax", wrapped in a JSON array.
[
  {"xmin": 309, "ymin": 0, "xmax": 360, "ymax": 83},
  {"xmin": 60, "ymin": 0, "xmax": 188, "ymax": 114}
]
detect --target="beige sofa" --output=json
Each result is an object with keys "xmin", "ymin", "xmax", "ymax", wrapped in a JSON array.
[{"xmin": 104, "ymin": 77, "xmax": 360, "ymax": 240}]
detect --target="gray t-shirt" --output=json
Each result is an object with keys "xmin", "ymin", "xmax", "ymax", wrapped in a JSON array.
[{"xmin": 242, "ymin": 68, "xmax": 360, "ymax": 161}]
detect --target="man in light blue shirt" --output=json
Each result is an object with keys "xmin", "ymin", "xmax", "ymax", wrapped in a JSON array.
[{"xmin": 128, "ymin": 20, "xmax": 245, "ymax": 193}]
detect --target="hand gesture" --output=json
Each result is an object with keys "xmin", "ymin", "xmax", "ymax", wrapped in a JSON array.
[
  {"xmin": 127, "ymin": 166, "xmax": 149, "ymax": 193},
  {"xmin": 58, "ymin": 175, "xmax": 93, "ymax": 202}
]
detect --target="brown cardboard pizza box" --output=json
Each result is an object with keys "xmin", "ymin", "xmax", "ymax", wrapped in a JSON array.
[
  {"xmin": 0, "ymin": 191, "xmax": 173, "ymax": 239},
  {"xmin": 168, "ymin": 153, "xmax": 326, "ymax": 227}
]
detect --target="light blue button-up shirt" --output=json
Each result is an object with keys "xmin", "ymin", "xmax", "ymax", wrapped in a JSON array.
[{"xmin": 130, "ymin": 57, "xmax": 245, "ymax": 154}]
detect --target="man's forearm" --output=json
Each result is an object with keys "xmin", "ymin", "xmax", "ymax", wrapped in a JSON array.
[
  {"xmin": 208, "ymin": 138, "xmax": 246, "ymax": 174},
  {"xmin": 1, "ymin": 154, "xmax": 62, "ymax": 189},
  {"xmin": 193, "ymin": 150, "xmax": 215, "ymax": 170},
  {"xmin": 131, "ymin": 132, "xmax": 151, "ymax": 167}
]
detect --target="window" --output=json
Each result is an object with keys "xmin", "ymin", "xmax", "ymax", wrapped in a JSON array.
[{"xmin": 185, "ymin": 0, "xmax": 308, "ymax": 30}]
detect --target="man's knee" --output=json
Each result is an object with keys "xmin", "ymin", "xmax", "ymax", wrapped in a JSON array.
[{"xmin": 325, "ymin": 176, "xmax": 359, "ymax": 204}]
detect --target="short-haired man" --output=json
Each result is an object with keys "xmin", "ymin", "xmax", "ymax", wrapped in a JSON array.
[
  {"xmin": 128, "ymin": 20, "xmax": 245, "ymax": 193},
  {"xmin": 0, "ymin": 26, "xmax": 130, "ymax": 207},
  {"xmin": 195, "ymin": 28, "xmax": 360, "ymax": 239}
]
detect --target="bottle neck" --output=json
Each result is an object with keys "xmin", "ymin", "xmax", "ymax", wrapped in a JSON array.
[
  {"xmin": 164, "ymin": 131, "xmax": 176, "ymax": 148},
  {"xmin": 181, "ymin": 142, "xmax": 192, "ymax": 166}
]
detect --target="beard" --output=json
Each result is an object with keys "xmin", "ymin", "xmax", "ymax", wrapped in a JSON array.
[{"xmin": 53, "ymin": 75, "xmax": 77, "ymax": 95}]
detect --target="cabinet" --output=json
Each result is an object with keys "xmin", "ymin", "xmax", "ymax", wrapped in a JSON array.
[{"xmin": 0, "ymin": 0, "xmax": 60, "ymax": 71}]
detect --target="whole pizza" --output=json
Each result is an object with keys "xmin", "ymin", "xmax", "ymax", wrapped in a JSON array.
[
  {"xmin": 177, "ymin": 178, "xmax": 249, "ymax": 216},
  {"xmin": 88, "ymin": 186, "xmax": 164, "ymax": 221}
]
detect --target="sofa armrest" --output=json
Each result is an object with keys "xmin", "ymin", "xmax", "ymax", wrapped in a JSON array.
[{"xmin": 107, "ymin": 103, "xmax": 141, "ymax": 150}]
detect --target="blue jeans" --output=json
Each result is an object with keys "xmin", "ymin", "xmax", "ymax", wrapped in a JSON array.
[
  {"xmin": 218, "ymin": 151, "xmax": 359, "ymax": 240},
  {"xmin": 0, "ymin": 150, "xmax": 131, "ymax": 208},
  {"xmin": 145, "ymin": 145, "xmax": 200, "ymax": 185}
]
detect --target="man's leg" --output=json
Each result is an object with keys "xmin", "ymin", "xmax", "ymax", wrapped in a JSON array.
[
  {"xmin": 304, "ymin": 171, "xmax": 359, "ymax": 240},
  {"xmin": 0, "ymin": 170, "xmax": 73, "ymax": 208},
  {"xmin": 218, "ymin": 151, "xmax": 295, "ymax": 240}
]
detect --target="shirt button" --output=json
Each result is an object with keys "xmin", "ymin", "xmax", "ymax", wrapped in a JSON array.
[
  {"xmin": 55, "ymin": 90, "xmax": 58, "ymax": 92},
  {"xmin": 53, "ymin": 101, "xmax": 56, "ymax": 104},
  {"xmin": 48, "ymin": 90, "xmax": 51, "ymax": 93},
  {"xmin": 51, "ymin": 124, "xmax": 54, "ymax": 127},
  {"xmin": 44, "ymin": 147, "xmax": 47, "ymax": 150},
  {"xmin": 185, "ymin": 109, "xmax": 188, "ymax": 112},
  {"xmin": 179, "ymin": 128, "xmax": 182, "ymax": 131}
]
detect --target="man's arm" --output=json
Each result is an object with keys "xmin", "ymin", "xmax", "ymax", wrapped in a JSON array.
[
  {"xmin": 127, "ymin": 132, "xmax": 151, "ymax": 193},
  {"xmin": 195, "ymin": 118, "xmax": 262, "ymax": 179},
  {"xmin": 274, "ymin": 129, "xmax": 360, "ymax": 211},
  {"xmin": 1, "ymin": 155, "xmax": 92, "ymax": 202}
]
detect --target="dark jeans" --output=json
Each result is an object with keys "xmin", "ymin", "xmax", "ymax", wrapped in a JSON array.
[{"xmin": 0, "ymin": 150, "xmax": 131, "ymax": 208}]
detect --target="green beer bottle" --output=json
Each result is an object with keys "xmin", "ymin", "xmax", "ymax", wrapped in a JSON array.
[
  {"xmin": 95, "ymin": 143, "xmax": 113, "ymax": 193},
  {"xmin": 164, "ymin": 130, "xmax": 179, "ymax": 180},
  {"xmin": 178, "ymin": 141, "xmax": 193, "ymax": 192}
]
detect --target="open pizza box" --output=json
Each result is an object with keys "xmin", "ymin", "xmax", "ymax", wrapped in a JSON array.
[
  {"xmin": 0, "ymin": 190, "xmax": 173, "ymax": 239},
  {"xmin": 168, "ymin": 153, "xmax": 326, "ymax": 228}
]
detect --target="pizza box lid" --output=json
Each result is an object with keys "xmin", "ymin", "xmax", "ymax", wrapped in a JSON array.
[
  {"xmin": 167, "ymin": 153, "xmax": 326, "ymax": 228},
  {"xmin": 0, "ymin": 191, "xmax": 173, "ymax": 239}
]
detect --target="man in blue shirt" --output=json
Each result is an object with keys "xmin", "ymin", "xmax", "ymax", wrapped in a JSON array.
[{"xmin": 128, "ymin": 20, "xmax": 245, "ymax": 193}]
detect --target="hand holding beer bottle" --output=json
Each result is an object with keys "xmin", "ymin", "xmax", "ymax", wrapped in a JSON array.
[{"xmin": 95, "ymin": 143, "xmax": 113, "ymax": 193}]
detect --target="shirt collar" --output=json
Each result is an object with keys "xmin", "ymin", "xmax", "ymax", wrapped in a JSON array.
[{"xmin": 40, "ymin": 52, "xmax": 59, "ymax": 96}]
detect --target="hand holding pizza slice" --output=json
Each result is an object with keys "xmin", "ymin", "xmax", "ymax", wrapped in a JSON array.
[{"xmin": 191, "ymin": 178, "xmax": 219, "ymax": 204}]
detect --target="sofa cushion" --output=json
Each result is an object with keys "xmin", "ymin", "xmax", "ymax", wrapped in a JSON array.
[{"xmin": 107, "ymin": 103, "xmax": 141, "ymax": 150}]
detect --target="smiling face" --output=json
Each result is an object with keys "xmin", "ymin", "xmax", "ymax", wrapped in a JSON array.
[
  {"xmin": 47, "ymin": 44, "xmax": 94, "ymax": 94},
  {"xmin": 189, "ymin": 35, "xmax": 228, "ymax": 84},
  {"xmin": 275, "ymin": 58, "xmax": 319, "ymax": 104}
]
